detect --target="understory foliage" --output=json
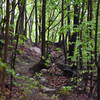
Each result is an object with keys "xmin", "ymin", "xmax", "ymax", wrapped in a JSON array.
[{"xmin": 0, "ymin": 0, "xmax": 100, "ymax": 100}]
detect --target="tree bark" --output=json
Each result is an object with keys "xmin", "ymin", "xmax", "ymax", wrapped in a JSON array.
[
  {"xmin": 4, "ymin": 0, "xmax": 10, "ymax": 61},
  {"xmin": 41, "ymin": 0, "xmax": 46, "ymax": 57},
  {"xmin": 79, "ymin": 0, "xmax": 85, "ymax": 69},
  {"xmin": 18, "ymin": 0, "xmax": 26, "ymax": 36},
  {"xmin": 95, "ymin": 0, "xmax": 100, "ymax": 99},
  {"xmin": 61, "ymin": 0, "xmax": 67, "ymax": 64},
  {"xmin": 35, "ymin": 0, "xmax": 38, "ymax": 44},
  {"xmin": 68, "ymin": 4, "xmax": 80, "ymax": 59}
]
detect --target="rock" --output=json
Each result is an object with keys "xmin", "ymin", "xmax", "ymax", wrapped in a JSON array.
[
  {"xmin": 40, "ymin": 69, "xmax": 48, "ymax": 74},
  {"xmin": 40, "ymin": 77, "xmax": 48, "ymax": 84},
  {"xmin": 42, "ymin": 87, "xmax": 57, "ymax": 93},
  {"xmin": 30, "ymin": 46, "xmax": 41, "ymax": 55}
]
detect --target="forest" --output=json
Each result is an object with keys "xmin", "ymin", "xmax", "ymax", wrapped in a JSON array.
[{"xmin": 0, "ymin": 0, "xmax": 100, "ymax": 100}]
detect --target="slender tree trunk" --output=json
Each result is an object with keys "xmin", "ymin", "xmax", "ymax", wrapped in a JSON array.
[
  {"xmin": 87, "ymin": 0, "xmax": 93, "ymax": 96},
  {"xmin": 68, "ymin": 4, "xmax": 80, "ymax": 60},
  {"xmin": 47, "ymin": 20, "xmax": 50, "ymax": 40},
  {"xmin": 95, "ymin": 0, "xmax": 100, "ymax": 99},
  {"xmin": 0, "ymin": 2, "xmax": 4, "ymax": 57},
  {"xmin": 66, "ymin": 3, "xmax": 70, "ymax": 41},
  {"xmin": 61, "ymin": 0, "xmax": 67, "ymax": 64},
  {"xmin": 39, "ymin": 0, "xmax": 42, "ymax": 42},
  {"xmin": 10, "ymin": 0, "xmax": 16, "ymax": 27},
  {"xmin": 79, "ymin": 1, "xmax": 85, "ymax": 69},
  {"xmin": 4, "ymin": 0, "xmax": 10, "ymax": 61},
  {"xmin": 97, "ymin": 55, "xmax": 100, "ymax": 100},
  {"xmin": 0, "ymin": 0, "xmax": 10, "ymax": 95},
  {"xmin": 24, "ymin": 1, "xmax": 27, "ymax": 36},
  {"xmin": 41, "ymin": 0, "xmax": 46, "ymax": 57},
  {"xmin": 35, "ymin": 0, "xmax": 38, "ymax": 44},
  {"xmin": 28, "ymin": 18, "xmax": 33, "ymax": 44},
  {"xmin": 10, "ymin": 0, "xmax": 16, "ymax": 44},
  {"xmin": 18, "ymin": 0, "xmax": 25, "ymax": 36}
]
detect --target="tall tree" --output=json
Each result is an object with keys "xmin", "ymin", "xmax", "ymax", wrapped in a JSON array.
[
  {"xmin": 0, "ymin": 0, "xmax": 10, "ymax": 94},
  {"xmin": 18, "ymin": 0, "xmax": 26, "ymax": 35},
  {"xmin": 41, "ymin": 0, "xmax": 46, "ymax": 57},
  {"xmin": 61, "ymin": 0, "xmax": 67, "ymax": 64},
  {"xmin": 0, "ymin": 0, "xmax": 4, "ymax": 58},
  {"xmin": 39, "ymin": 0, "xmax": 42, "ymax": 42},
  {"xmin": 35, "ymin": 0, "xmax": 38, "ymax": 44},
  {"xmin": 10, "ymin": 0, "xmax": 16, "ymax": 44},
  {"xmin": 79, "ymin": 0, "xmax": 85, "ymax": 69},
  {"xmin": 68, "ymin": 2, "xmax": 80, "ymax": 60},
  {"xmin": 10, "ymin": 0, "xmax": 16, "ymax": 29},
  {"xmin": 95, "ymin": 0, "xmax": 100, "ymax": 99},
  {"xmin": 66, "ymin": 1, "xmax": 71, "ymax": 41},
  {"xmin": 87, "ymin": 0, "xmax": 93, "ymax": 95},
  {"xmin": 4, "ymin": 0, "xmax": 10, "ymax": 61}
]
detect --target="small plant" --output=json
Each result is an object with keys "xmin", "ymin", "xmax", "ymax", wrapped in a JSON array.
[
  {"xmin": 59, "ymin": 86, "xmax": 73, "ymax": 95},
  {"xmin": 55, "ymin": 47, "xmax": 62, "ymax": 52},
  {"xmin": 0, "ymin": 58, "xmax": 8, "ymax": 69},
  {"xmin": 51, "ymin": 94, "xmax": 58, "ymax": 99},
  {"xmin": 44, "ymin": 58, "xmax": 51, "ymax": 67}
]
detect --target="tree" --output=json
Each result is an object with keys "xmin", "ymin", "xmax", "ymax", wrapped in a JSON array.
[
  {"xmin": 95, "ymin": 0, "xmax": 100, "ymax": 99},
  {"xmin": 79, "ymin": 0, "xmax": 85, "ymax": 69},
  {"xmin": 68, "ymin": 2, "xmax": 80, "ymax": 60},
  {"xmin": 35, "ymin": 0, "xmax": 38, "ymax": 44},
  {"xmin": 61, "ymin": 0, "xmax": 67, "ymax": 64},
  {"xmin": 18, "ymin": 0, "xmax": 26, "ymax": 36},
  {"xmin": 0, "ymin": 0, "xmax": 10, "ymax": 94},
  {"xmin": 41, "ymin": 0, "xmax": 46, "ymax": 57}
]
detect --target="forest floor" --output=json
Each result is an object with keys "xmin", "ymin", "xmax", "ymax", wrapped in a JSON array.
[{"xmin": 3, "ymin": 41, "xmax": 96, "ymax": 100}]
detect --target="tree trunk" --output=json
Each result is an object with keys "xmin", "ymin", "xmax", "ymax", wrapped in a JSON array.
[
  {"xmin": 18, "ymin": 0, "xmax": 26, "ymax": 36},
  {"xmin": 41, "ymin": 0, "xmax": 46, "ymax": 57},
  {"xmin": 10, "ymin": 0, "xmax": 16, "ymax": 44},
  {"xmin": 61, "ymin": 0, "xmax": 67, "ymax": 64},
  {"xmin": 95, "ymin": 0, "xmax": 100, "ymax": 99},
  {"xmin": 68, "ymin": 4, "xmax": 80, "ymax": 60},
  {"xmin": 1, "ymin": 0, "xmax": 10, "ymax": 94},
  {"xmin": 4, "ymin": 0, "xmax": 10, "ymax": 61},
  {"xmin": 79, "ymin": 0, "xmax": 85, "ymax": 69},
  {"xmin": 66, "ymin": 2, "xmax": 70, "ymax": 41},
  {"xmin": 35, "ymin": 0, "xmax": 38, "ymax": 44}
]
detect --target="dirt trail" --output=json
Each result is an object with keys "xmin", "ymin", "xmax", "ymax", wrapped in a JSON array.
[{"xmin": 10, "ymin": 44, "xmax": 95, "ymax": 100}]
